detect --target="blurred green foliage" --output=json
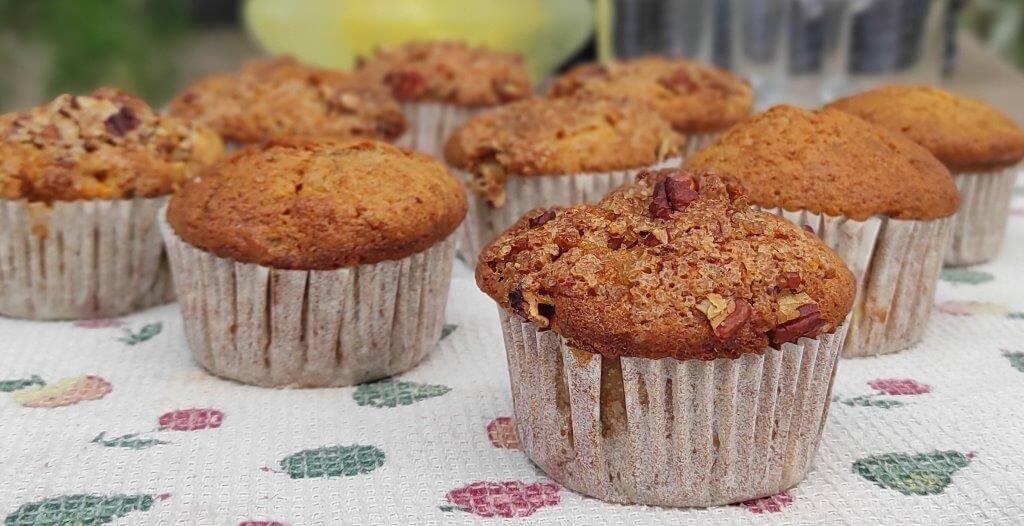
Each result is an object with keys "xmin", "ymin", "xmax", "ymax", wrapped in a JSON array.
[
  {"xmin": 0, "ymin": 0, "xmax": 187, "ymax": 106},
  {"xmin": 964, "ymin": 0, "xmax": 1024, "ymax": 68}
]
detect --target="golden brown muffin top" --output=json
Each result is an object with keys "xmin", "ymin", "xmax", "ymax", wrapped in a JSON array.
[
  {"xmin": 167, "ymin": 56, "xmax": 407, "ymax": 145},
  {"xmin": 0, "ymin": 88, "xmax": 223, "ymax": 202},
  {"xmin": 477, "ymin": 168, "xmax": 855, "ymax": 361},
  {"xmin": 444, "ymin": 95, "xmax": 684, "ymax": 206},
  {"xmin": 168, "ymin": 138, "xmax": 467, "ymax": 269},
  {"xmin": 548, "ymin": 56, "xmax": 753, "ymax": 134},
  {"xmin": 684, "ymin": 105, "xmax": 958, "ymax": 220},
  {"xmin": 827, "ymin": 84, "xmax": 1024, "ymax": 172},
  {"xmin": 355, "ymin": 41, "xmax": 532, "ymax": 107}
]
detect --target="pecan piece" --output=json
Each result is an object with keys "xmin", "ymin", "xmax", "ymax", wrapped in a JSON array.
[
  {"xmin": 385, "ymin": 68, "xmax": 425, "ymax": 99},
  {"xmin": 801, "ymin": 224, "xmax": 816, "ymax": 235},
  {"xmin": 698, "ymin": 293, "xmax": 752, "ymax": 340},
  {"xmin": 777, "ymin": 271, "xmax": 803, "ymax": 290},
  {"xmin": 770, "ymin": 293, "xmax": 825, "ymax": 345},
  {"xmin": 104, "ymin": 107, "xmax": 140, "ymax": 137},
  {"xmin": 658, "ymin": 68, "xmax": 699, "ymax": 93},
  {"xmin": 528, "ymin": 209, "xmax": 556, "ymax": 228},
  {"xmin": 649, "ymin": 169, "xmax": 700, "ymax": 219}
]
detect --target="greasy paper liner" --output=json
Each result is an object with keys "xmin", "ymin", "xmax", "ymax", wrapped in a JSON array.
[
  {"xmin": 945, "ymin": 163, "xmax": 1021, "ymax": 266},
  {"xmin": 680, "ymin": 131, "xmax": 721, "ymax": 159},
  {"xmin": 456, "ymin": 157, "xmax": 682, "ymax": 262},
  {"xmin": 159, "ymin": 210, "xmax": 455, "ymax": 388},
  {"xmin": 499, "ymin": 310, "xmax": 848, "ymax": 507},
  {"xmin": 758, "ymin": 206, "xmax": 952, "ymax": 358},
  {"xmin": 0, "ymin": 198, "xmax": 173, "ymax": 320},
  {"xmin": 395, "ymin": 102, "xmax": 480, "ymax": 160}
]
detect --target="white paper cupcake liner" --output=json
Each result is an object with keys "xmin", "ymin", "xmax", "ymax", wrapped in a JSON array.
[
  {"xmin": 945, "ymin": 163, "xmax": 1021, "ymax": 266},
  {"xmin": 395, "ymin": 102, "xmax": 480, "ymax": 160},
  {"xmin": 456, "ymin": 157, "xmax": 682, "ymax": 262},
  {"xmin": 758, "ymin": 206, "xmax": 952, "ymax": 358},
  {"xmin": 159, "ymin": 209, "xmax": 456, "ymax": 388},
  {"xmin": 499, "ymin": 310, "xmax": 847, "ymax": 507},
  {"xmin": 681, "ymin": 131, "xmax": 721, "ymax": 159},
  {"xmin": 0, "ymin": 198, "xmax": 173, "ymax": 320}
]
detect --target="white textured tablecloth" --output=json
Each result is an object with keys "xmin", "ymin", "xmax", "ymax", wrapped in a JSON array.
[{"xmin": 1, "ymin": 176, "xmax": 1022, "ymax": 525}]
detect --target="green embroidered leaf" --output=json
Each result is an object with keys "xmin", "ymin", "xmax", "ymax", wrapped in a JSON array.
[
  {"xmin": 4, "ymin": 493, "xmax": 161, "ymax": 525},
  {"xmin": 940, "ymin": 268, "xmax": 994, "ymax": 285},
  {"xmin": 840, "ymin": 395, "xmax": 904, "ymax": 409},
  {"xmin": 91, "ymin": 432, "xmax": 169, "ymax": 450},
  {"xmin": 0, "ymin": 375, "xmax": 44, "ymax": 392},
  {"xmin": 1004, "ymin": 351, "xmax": 1024, "ymax": 373},
  {"xmin": 353, "ymin": 379, "xmax": 451, "ymax": 408},
  {"xmin": 279, "ymin": 444, "xmax": 385, "ymax": 479},
  {"xmin": 1008, "ymin": 312, "xmax": 1024, "ymax": 320},
  {"xmin": 853, "ymin": 450, "xmax": 972, "ymax": 495},
  {"xmin": 118, "ymin": 322, "xmax": 163, "ymax": 346},
  {"xmin": 440, "ymin": 324, "xmax": 458, "ymax": 341}
]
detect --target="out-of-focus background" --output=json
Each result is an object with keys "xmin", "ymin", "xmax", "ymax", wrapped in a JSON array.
[{"xmin": 0, "ymin": 0, "xmax": 1022, "ymax": 113}]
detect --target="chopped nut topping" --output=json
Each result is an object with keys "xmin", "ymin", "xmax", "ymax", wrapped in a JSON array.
[
  {"xmin": 649, "ymin": 169, "xmax": 700, "ymax": 219},
  {"xmin": 104, "ymin": 107, "xmax": 140, "ymax": 137},
  {"xmin": 770, "ymin": 294, "xmax": 825, "ymax": 345},
  {"xmin": 776, "ymin": 292, "xmax": 816, "ymax": 324},
  {"xmin": 698, "ymin": 293, "xmax": 752, "ymax": 340},
  {"xmin": 528, "ymin": 209, "xmax": 556, "ymax": 228},
  {"xmin": 385, "ymin": 68, "xmax": 426, "ymax": 99},
  {"xmin": 658, "ymin": 68, "xmax": 699, "ymax": 93},
  {"xmin": 777, "ymin": 271, "xmax": 803, "ymax": 290}
]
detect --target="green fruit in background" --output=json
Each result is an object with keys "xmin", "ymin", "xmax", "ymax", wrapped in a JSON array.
[
  {"xmin": 353, "ymin": 379, "xmax": 450, "ymax": 408},
  {"xmin": 279, "ymin": 445, "xmax": 385, "ymax": 479},
  {"xmin": 243, "ymin": 0, "xmax": 594, "ymax": 78},
  {"xmin": 853, "ymin": 450, "xmax": 972, "ymax": 496},
  {"xmin": 4, "ymin": 493, "xmax": 165, "ymax": 526}
]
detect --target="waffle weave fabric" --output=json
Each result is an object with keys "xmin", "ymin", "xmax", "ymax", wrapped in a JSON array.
[{"xmin": 0, "ymin": 176, "xmax": 1021, "ymax": 525}]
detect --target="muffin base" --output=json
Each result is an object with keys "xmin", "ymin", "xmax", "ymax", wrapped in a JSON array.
[
  {"xmin": 760, "ymin": 207, "xmax": 952, "ymax": 358},
  {"xmin": 945, "ymin": 164, "xmax": 1020, "ymax": 266},
  {"xmin": 0, "ymin": 198, "xmax": 173, "ymax": 320},
  {"xmin": 456, "ymin": 157, "xmax": 681, "ymax": 262},
  {"xmin": 500, "ymin": 310, "xmax": 847, "ymax": 507},
  {"xmin": 160, "ymin": 210, "xmax": 455, "ymax": 388},
  {"xmin": 396, "ymin": 102, "xmax": 479, "ymax": 159}
]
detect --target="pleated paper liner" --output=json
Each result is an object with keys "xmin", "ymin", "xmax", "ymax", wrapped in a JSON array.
[
  {"xmin": 680, "ymin": 131, "xmax": 721, "ymax": 158},
  {"xmin": 946, "ymin": 163, "xmax": 1021, "ymax": 266},
  {"xmin": 500, "ymin": 310, "xmax": 848, "ymax": 507},
  {"xmin": 395, "ymin": 102, "xmax": 479, "ymax": 160},
  {"xmin": 455, "ymin": 157, "xmax": 682, "ymax": 263},
  {"xmin": 758, "ymin": 206, "xmax": 953, "ymax": 358},
  {"xmin": 0, "ymin": 198, "xmax": 173, "ymax": 320},
  {"xmin": 159, "ymin": 209, "xmax": 455, "ymax": 388}
]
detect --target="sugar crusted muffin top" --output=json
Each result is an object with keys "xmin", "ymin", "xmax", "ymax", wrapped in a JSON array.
[
  {"xmin": 827, "ymin": 84, "xmax": 1024, "ymax": 172},
  {"xmin": 355, "ymin": 41, "xmax": 532, "ymax": 107},
  {"xmin": 0, "ymin": 88, "xmax": 223, "ymax": 202},
  {"xmin": 476, "ymin": 169, "xmax": 855, "ymax": 361},
  {"xmin": 548, "ymin": 56, "xmax": 753, "ymax": 134},
  {"xmin": 168, "ymin": 139, "xmax": 467, "ymax": 269},
  {"xmin": 444, "ymin": 95, "xmax": 684, "ymax": 206},
  {"xmin": 684, "ymin": 105, "xmax": 958, "ymax": 220},
  {"xmin": 167, "ymin": 56, "xmax": 407, "ymax": 145}
]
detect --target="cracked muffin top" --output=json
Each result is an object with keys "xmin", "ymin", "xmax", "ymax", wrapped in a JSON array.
[
  {"xmin": 444, "ymin": 95, "xmax": 684, "ymax": 207},
  {"xmin": 684, "ymin": 105, "xmax": 958, "ymax": 221},
  {"xmin": 167, "ymin": 56, "xmax": 407, "ymax": 145},
  {"xmin": 548, "ymin": 56, "xmax": 753, "ymax": 134},
  {"xmin": 476, "ymin": 168, "xmax": 855, "ymax": 360},
  {"xmin": 355, "ymin": 41, "xmax": 532, "ymax": 107},
  {"xmin": 0, "ymin": 87, "xmax": 223, "ymax": 202},
  {"xmin": 167, "ymin": 138, "xmax": 466, "ymax": 269},
  {"xmin": 827, "ymin": 84, "xmax": 1024, "ymax": 172}
]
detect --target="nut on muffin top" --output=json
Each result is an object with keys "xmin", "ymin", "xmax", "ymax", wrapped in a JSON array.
[
  {"xmin": 167, "ymin": 138, "xmax": 467, "ymax": 269},
  {"xmin": 548, "ymin": 56, "xmax": 753, "ymax": 134},
  {"xmin": 444, "ymin": 95, "xmax": 684, "ymax": 206},
  {"xmin": 355, "ymin": 41, "xmax": 532, "ymax": 107},
  {"xmin": 684, "ymin": 105, "xmax": 958, "ymax": 221},
  {"xmin": 476, "ymin": 168, "xmax": 855, "ymax": 361},
  {"xmin": 167, "ymin": 56, "xmax": 407, "ymax": 145},
  {"xmin": 827, "ymin": 84, "xmax": 1024, "ymax": 172},
  {"xmin": 0, "ymin": 88, "xmax": 223, "ymax": 202}
]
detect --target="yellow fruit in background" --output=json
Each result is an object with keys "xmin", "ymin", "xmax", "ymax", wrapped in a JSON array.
[{"xmin": 243, "ymin": 0, "xmax": 594, "ymax": 79}]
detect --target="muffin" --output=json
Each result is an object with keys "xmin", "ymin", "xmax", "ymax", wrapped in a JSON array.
[
  {"xmin": 445, "ymin": 95, "xmax": 683, "ymax": 260},
  {"xmin": 161, "ymin": 138, "xmax": 466, "ymax": 387},
  {"xmin": 477, "ymin": 169, "xmax": 855, "ymax": 507},
  {"xmin": 827, "ymin": 85, "xmax": 1024, "ymax": 266},
  {"xmin": 685, "ymin": 105, "xmax": 958, "ymax": 358},
  {"xmin": 548, "ymin": 55, "xmax": 753, "ymax": 156},
  {"xmin": 168, "ymin": 56, "xmax": 406, "ymax": 148},
  {"xmin": 0, "ymin": 88, "xmax": 223, "ymax": 319},
  {"xmin": 355, "ymin": 41, "xmax": 532, "ymax": 158}
]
